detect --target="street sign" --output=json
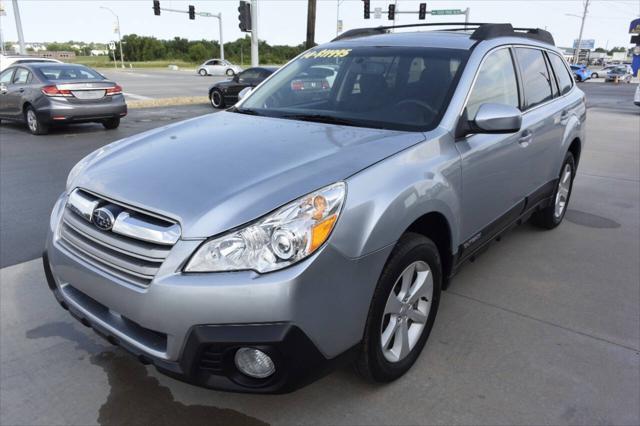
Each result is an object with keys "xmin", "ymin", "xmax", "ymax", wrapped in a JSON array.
[
  {"xmin": 0, "ymin": 1, "xmax": 6, "ymax": 17},
  {"xmin": 374, "ymin": 7, "xmax": 382, "ymax": 19},
  {"xmin": 337, "ymin": 19, "xmax": 343, "ymax": 33},
  {"xmin": 430, "ymin": 9, "xmax": 464, "ymax": 15},
  {"xmin": 572, "ymin": 39, "xmax": 595, "ymax": 50},
  {"xmin": 199, "ymin": 12, "xmax": 214, "ymax": 17},
  {"xmin": 108, "ymin": 42, "xmax": 116, "ymax": 51}
]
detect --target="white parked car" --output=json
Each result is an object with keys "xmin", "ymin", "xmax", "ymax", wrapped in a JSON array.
[
  {"xmin": 634, "ymin": 84, "xmax": 640, "ymax": 107},
  {"xmin": 0, "ymin": 54, "xmax": 62, "ymax": 72},
  {"xmin": 197, "ymin": 59, "xmax": 242, "ymax": 77}
]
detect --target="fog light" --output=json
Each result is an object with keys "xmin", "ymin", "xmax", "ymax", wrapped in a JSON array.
[{"xmin": 234, "ymin": 347, "xmax": 275, "ymax": 379}]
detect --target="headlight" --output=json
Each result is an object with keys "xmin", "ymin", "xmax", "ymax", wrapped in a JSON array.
[{"xmin": 184, "ymin": 182, "xmax": 346, "ymax": 273}]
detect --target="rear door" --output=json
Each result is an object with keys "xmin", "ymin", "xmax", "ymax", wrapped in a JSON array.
[
  {"xmin": 6, "ymin": 67, "xmax": 31, "ymax": 117},
  {"xmin": 456, "ymin": 47, "xmax": 530, "ymax": 250},
  {"xmin": 0, "ymin": 68, "xmax": 15, "ymax": 116},
  {"xmin": 513, "ymin": 47, "xmax": 565, "ymax": 200}
]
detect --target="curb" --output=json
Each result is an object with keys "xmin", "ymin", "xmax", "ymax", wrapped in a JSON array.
[{"xmin": 127, "ymin": 96, "xmax": 209, "ymax": 109}]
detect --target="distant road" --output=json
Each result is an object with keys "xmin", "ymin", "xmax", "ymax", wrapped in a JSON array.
[{"xmin": 100, "ymin": 69, "xmax": 228, "ymax": 101}]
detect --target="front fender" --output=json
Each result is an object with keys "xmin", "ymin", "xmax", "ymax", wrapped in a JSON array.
[{"xmin": 332, "ymin": 131, "xmax": 461, "ymax": 259}]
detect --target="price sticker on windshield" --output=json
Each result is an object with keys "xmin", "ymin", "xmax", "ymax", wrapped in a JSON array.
[{"xmin": 302, "ymin": 49, "xmax": 352, "ymax": 59}]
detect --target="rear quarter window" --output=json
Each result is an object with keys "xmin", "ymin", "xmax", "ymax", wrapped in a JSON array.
[{"xmin": 548, "ymin": 53, "xmax": 573, "ymax": 96}]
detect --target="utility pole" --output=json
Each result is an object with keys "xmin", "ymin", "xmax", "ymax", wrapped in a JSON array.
[
  {"xmin": 573, "ymin": 0, "xmax": 590, "ymax": 64},
  {"xmin": 250, "ymin": 0, "xmax": 258, "ymax": 66},
  {"xmin": 100, "ymin": 6, "xmax": 125, "ymax": 68},
  {"xmin": 12, "ymin": 0, "xmax": 25, "ymax": 54},
  {"xmin": 306, "ymin": 0, "xmax": 316, "ymax": 50}
]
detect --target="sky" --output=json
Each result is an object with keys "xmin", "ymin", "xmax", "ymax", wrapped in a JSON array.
[{"xmin": 0, "ymin": 0, "xmax": 638, "ymax": 50}]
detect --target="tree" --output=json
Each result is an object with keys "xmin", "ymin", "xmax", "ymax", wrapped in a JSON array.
[{"xmin": 188, "ymin": 43, "xmax": 209, "ymax": 63}]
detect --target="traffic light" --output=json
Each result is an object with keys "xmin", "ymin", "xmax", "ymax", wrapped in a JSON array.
[
  {"xmin": 238, "ymin": 1, "xmax": 252, "ymax": 32},
  {"xmin": 188, "ymin": 5, "xmax": 195, "ymax": 19},
  {"xmin": 388, "ymin": 4, "xmax": 395, "ymax": 20},
  {"xmin": 363, "ymin": 0, "xmax": 370, "ymax": 19},
  {"xmin": 153, "ymin": 0, "xmax": 160, "ymax": 16},
  {"xmin": 419, "ymin": 3, "xmax": 426, "ymax": 20}
]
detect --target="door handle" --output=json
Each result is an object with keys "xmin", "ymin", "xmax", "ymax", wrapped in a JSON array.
[
  {"xmin": 18, "ymin": 88, "xmax": 25, "ymax": 93},
  {"xmin": 518, "ymin": 130, "xmax": 533, "ymax": 146}
]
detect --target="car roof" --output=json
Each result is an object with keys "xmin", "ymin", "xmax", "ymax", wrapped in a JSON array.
[
  {"xmin": 330, "ymin": 31, "xmax": 476, "ymax": 50},
  {"xmin": 23, "ymin": 62, "xmax": 88, "ymax": 69}
]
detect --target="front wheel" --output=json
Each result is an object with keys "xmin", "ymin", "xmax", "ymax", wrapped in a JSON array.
[
  {"xmin": 209, "ymin": 89, "xmax": 225, "ymax": 109},
  {"xmin": 25, "ymin": 106, "xmax": 49, "ymax": 135},
  {"xmin": 591, "ymin": 72, "xmax": 599, "ymax": 79},
  {"xmin": 531, "ymin": 152, "xmax": 576, "ymax": 229},
  {"xmin": 102, "ymin": 117, "xmax": 120, "ymax": 130},
  {"xmin": 355, "ymin": 233, "xmax": 441, "ymax": 383},
  {"xmin": 198, "ymin": 69, "xmax": 208, "ymax": 76}
]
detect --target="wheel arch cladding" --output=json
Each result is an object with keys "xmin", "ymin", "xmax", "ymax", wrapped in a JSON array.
[
  {"xmin": 404, "ymin": 211, "xmax": 453, "ymax": 287},
  {"xmin": 568, "ymin": 137, "xmax": 581, "ymax": 167}
]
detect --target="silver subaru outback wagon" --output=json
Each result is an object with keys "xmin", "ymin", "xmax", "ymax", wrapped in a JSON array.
[{"xmin": 44, "ymin": 23, "xmax": 586, "ymax": 393}]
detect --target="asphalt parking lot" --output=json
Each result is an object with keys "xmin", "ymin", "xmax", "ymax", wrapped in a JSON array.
[
  {"xmin": 1, "ymin": 83, "xmax": 639, "ymax": 425},
  {"xmin": 99, "ymin": 69, "xmax": 230, "ymax": 100}
]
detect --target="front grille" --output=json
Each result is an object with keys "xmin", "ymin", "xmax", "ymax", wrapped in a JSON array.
[{"xmin": 58, "ymin": 189, "xmax": 179, "ymax": 287}]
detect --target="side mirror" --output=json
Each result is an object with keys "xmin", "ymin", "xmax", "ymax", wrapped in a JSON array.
[
  {"xmin": 472, "ymin": 103, "xmax": 522, "ymax": 134},
  {"xmin": 233, "ymin": 74, "xmax": 240, "ymax": 82},
  {"xmin": 0, "ymin": 84, "xmax": 7, "ymax": 94},
  {"xmin": 238, "ymin": 87, "xmax": 252, "ymax": 101}
]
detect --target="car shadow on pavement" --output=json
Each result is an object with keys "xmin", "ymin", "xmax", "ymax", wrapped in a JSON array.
[
  {"xmin": 1, "ymin": 121, "xmax": 112, "ymax": 136},
  {"xmin": 26, "ymin": 322, "xmax": 269, "ymax": 426}
]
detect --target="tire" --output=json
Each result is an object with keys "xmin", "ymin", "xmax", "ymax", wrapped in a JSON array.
[
  {"xmin": 591, "ymin": 73, "xmax": 598, "ymax": 79},
  {"xmin": 531, "ymin": 152, "xmax": 576, "ymax": 229},
  {"xmin": 209, "ymin": 89, "xmax": 225, "ymax": 109},
  {"xmin": 225, "ymin": 68, "xmax": 235, "ymax": 77},
  {"xmin": 198, "ymin": 69, "xmax": 208, "ymax": 76},
  {"xmin": 25, "ymin": 106, "xmax": 49, "ymax": 135},
  {"xmin": 355, "ymin": 233, "xmax": 442, "ymax": 383},
  {"xmin": 102, "ymin": 117, "xmax": 120, "ymax": 130}
]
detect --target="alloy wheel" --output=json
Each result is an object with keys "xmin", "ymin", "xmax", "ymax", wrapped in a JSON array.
[
  {"xmin": 211, "ymin": 91, "xmax": 222, "ymax": 108},
  {"xmin": 380, "ymin": 260, "xmax": 433, "ymax": 363},
  {"xmin": 554, "ymin": 163, "xmax": 572, "ymax": 219},
  {"xmin": 27, "ymin": 109, "xmax": 38, "ymax": 133}
]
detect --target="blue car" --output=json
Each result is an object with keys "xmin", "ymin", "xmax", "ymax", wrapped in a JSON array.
[{"xmin": 570, "ymin": 65, "xmax": 592, "ymax": 82}]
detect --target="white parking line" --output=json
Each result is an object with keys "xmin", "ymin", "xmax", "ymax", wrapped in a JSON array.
[{"xmin": 123, "ymin": 92, "xmax": 153, "ymax": 100}]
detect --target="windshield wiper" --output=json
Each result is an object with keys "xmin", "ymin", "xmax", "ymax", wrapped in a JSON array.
[
  {"xmin": 230, "ymin": 106, "xmax": 262, "ymax": 116},
  {"xmin": 280, "ymin": 113, "xmax": 376, "ymax": 128}
]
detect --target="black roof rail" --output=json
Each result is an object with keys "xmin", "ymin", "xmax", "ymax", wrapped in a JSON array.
[{"xmin": 331, "ymin": 22, "xmax": 555, "ymax": 46}]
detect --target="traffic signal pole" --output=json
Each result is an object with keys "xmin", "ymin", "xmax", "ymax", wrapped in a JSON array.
[
  {"xmin": 11, "ymin": 0, "xmax": 26, "ymax": 55},
  {"xmin": 250, "ymin": 0, "xmax": 259, "ymax": 66},
  {"xmin": 153, "ymin": 3, "xmax": 225, "ymax": 61}
]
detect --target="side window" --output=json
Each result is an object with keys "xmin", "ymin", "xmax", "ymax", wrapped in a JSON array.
[
  {"xmin": 0, "ymin": 69, "xmax": 14, "ymax": 84},
  {"xmin": 515, "ymin": 48, "xmax": 554, "ymax": 109},
  {"xmin": 13, "ymin": 68, "xmax": 30, "ymax": 85},
  {"xmin": 548, "ymin": 53, "xmax": 573, "ymax": 96},
  {"xmin": 239, "ymin": 69, "xmax": 261, "ymax": 81},
  {"xmin": 466, "ymin": 48, "xmax": 519, "ymax": 118}
]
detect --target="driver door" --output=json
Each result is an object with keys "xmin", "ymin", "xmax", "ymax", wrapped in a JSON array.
[{"xmin": 455, "ymin": 47, "xmax": 531, "ymax": 254}]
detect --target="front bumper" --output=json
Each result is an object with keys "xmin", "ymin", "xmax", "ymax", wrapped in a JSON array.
[
  {"xmin": 36, "ymin": 94, "xmax": 127, "ymax": 123},
  {"xmin": 43, "ymin": 252, "xmax": 357, "ymax": 393},
  {"xmin": 44, "ymin": 193, "xmax": 390, "ymax": 392}
]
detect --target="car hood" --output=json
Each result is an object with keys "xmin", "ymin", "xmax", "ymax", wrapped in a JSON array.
[{"xmin": 73, "ymin": 112, "xmax": 425, "ymax": 238}]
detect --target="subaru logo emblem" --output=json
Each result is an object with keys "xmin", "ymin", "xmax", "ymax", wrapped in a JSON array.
[{"xmin": 92, "ymin": 207, "xmax": 115, "ymax": 231}]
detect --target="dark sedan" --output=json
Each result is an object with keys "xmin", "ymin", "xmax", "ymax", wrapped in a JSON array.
[
  {"xmin": 0, "ymin": 63, "xmax": 127, "ymax": 135},
  {"xmin": 208, "ymin": 66, "xmax": 278, "ymax": 109}
]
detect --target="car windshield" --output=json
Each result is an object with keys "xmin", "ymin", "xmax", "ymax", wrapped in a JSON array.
[
  {"xmin": 37, "ymin": 66, "xmax": 103, "ymax": 81},
  {"xmin": 237, "ymin": 46, "xmax": 469, "ymax": 131}
]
